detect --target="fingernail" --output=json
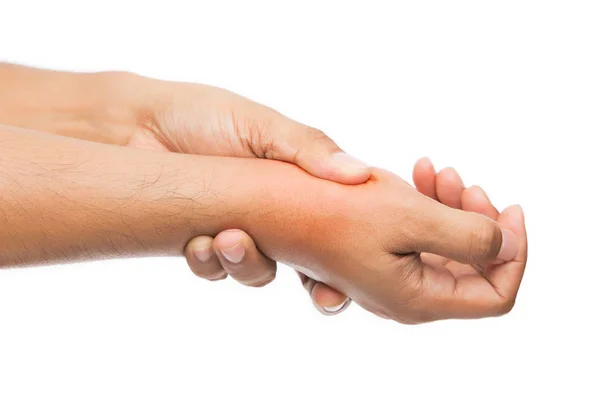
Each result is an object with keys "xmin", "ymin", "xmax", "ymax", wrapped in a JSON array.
[
  {"xmin": 193, "ymin": 247, "xmax": 212, "ymax": 263},
  {"xmin": 220, "ymin": 243, "xmax": 245, "ymax": 264},
  {"xmin": 321, "ymin": 298, "xmax": 351, "ymax": 315},
  {"xmin": 497, "ymin": 228, "xmax": 519, "ymax": 262},
  {"xmin": 331, "ymin": 152, "xmax": 369, "ymax": 173}
]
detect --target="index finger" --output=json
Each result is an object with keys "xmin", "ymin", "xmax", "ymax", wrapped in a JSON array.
[{"xmin": 416, "ymin": 205, "xmax": 527, "ymax": 320}]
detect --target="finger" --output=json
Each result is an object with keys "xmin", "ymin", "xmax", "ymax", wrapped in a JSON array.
[
  {"xmin": 420, "ymin": 252, "xmax": 451, "ymax": 268},
  {"xmin": 436, "ymin": 167, "xmax": 465, "ymax": 209},
  {"xmin": 184, "ymin": 236, "xmax": 227, "ymax": 281},
  {"xmin": 461, "ymin": 185, "xmax": 500, "ymax": 220},
  {"xmin": 312, "ymin": 282, "xmax": 351, "ymax": 315},
  {"xmin": 412, "ymin": 198, "xmax": 519, "ymax": 265},
  {"xmin": 263, "ymin": 116, "xmax": 371, "ymax": 185},
  {"xmin": 412, "ymin": 157, "xmax": 438, "ymax": 200},
  {"xmin": 418, "ymin": 261, "xmax": 506, "ymax": 319},
  {"xmin": 484, "ymin": 205, "xmax": 528, "ymax": 301},
  {"xmin": 297, "ymin": 272, "xmax": 350, "ymax": 316},
  {"xmin": 213, "ymin": 229, "xmax": 276, "ymax": 287},
  {"xmin": 438, "ymin": 205, "xmax": 525, "ymax": 318}
]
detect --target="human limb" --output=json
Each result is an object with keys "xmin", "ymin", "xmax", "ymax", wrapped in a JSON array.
[
  {"xmin": 0, "ymin": 125, "xmax": 526, "ymax": 323},
  {"xmin": 0, "ymin": 63, "xmax": 355, "ymax": 311}
]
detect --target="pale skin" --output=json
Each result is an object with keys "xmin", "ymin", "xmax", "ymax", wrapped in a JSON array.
[{"xmin": 0, "ymin": 65, "xmax": 527, "ymax": 322}]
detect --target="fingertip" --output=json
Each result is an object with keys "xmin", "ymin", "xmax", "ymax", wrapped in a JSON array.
[
  {"xmin": 462, "ymin": 185, "xmax": 500, "ymax": 219},
  {"xmin": 501, "ymin": 204, "xmax": 526, "ymax": 233},
  {"xmin": 438, "ymin": 167, "xmax": 464, "ymax": 186},
  {"xmin": 467, "ymin": 185, "xmax": 486, "ymax": 199},
  {"xmin": 185, "ymin": 236, "xmax": 214, "ymax": 262},
  {"xmin": 214, "ymin": 229, "xmax": 250, "ymax": 265},
  {"xmin": 413, "ymin": 157, "xmax": 437, "ymax": 198},
  {"xmin": 321, "ymin": 300, "xmax": 351, "ymax": 315},
  {"xmin": 509, "ymin": 204, "xmax": 525, "ymax": 221},
  {"xmin": 328, "ymin": 152, "xmax": 372, "ymax": 184},
  {"xmin": 186, "ymin": 235, "xmax": 214, "ymax": 252},
  {"xmin": 436, "ymin": 167, "xmax": 464, "ymax": 209},
  {"xmin": 213, "ymin": 229, "xmax": 248, "ymax": 249},
  {"xmin": 311, "ymin": 282, "xmax": 350, "ymax": 315},
  {"xmin": 184, "ymin": 236, "xmax": 227, "ymax": 281},
  {"xmin": 413, "ymin": 157, "xmax": 435, "ymax": 180},
  {"xmin": 486, "ymin": 204, "xmax": 528, "ymax": 301},
  {"xmin": 415, "ymin": 157, "xmax": 435, "ymax": 171}
]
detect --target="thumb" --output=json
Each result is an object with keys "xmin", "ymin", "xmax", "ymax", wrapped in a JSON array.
[
  {"xmin": 264, "ymin": 116, "xmax": 371, "ymax": 184},
  {"xmin": 413, "ymin": 198, "xmax": 519, "ymax": 264}
]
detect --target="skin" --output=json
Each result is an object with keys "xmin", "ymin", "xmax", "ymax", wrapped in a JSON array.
[
  {"xmin": 0, "ymin": 65, "xmax": 528, "ymax": 322},
  {"xmin": 0, "ymin": 64, "xmax": 364, "ymax": 313},
  {"xmin": 0, "ymin": 123, "xmax": 526, "ymax": 323}
]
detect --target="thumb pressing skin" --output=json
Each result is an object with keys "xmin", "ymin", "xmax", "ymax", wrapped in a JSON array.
[{"xmin": 264, "ymin": 116, "xmax": 371, "ymax": 185}]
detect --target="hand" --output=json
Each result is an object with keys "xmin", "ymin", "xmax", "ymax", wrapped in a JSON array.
[
  {"xmin": 257, "ymin": 161, "xmax": 527, "ymax": 323},
  {"xmin": 411, "ymin": 157, "xmax": 527, "ymax": 319},
  {"xmin": 0, "ymin": 124, "xmax": 526, "ymax": 323},
  {"xmin": 124, "ymin": 75, "xmax": 369, "ymax": 314},
  {"xmin": 0, "ymin": 66, "xmax": 527, "ymax": 321},
  {"xmin": 300, "ymin": 156, "xmax": 525, "ymax": 319}
]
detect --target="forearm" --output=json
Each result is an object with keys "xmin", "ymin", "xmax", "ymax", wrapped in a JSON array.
[
  {"xmin": 0, "ymin": 63, "xmax": 137, "ymax": 145},
  {"xmin": 0, "ymin": 125, "xmax": 336, "ymax": 268}
]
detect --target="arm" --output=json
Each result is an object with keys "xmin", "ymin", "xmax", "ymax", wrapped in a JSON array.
[
  {"xmin": 0, "ymin": 124, "xmax": 527, "ymax": 323},
  {"xmin": 0, "ymin": 63, "xmax": 363, "ymax": 312},
  {"xmin": 0, "ymin": 63, "xmax": 135, "ymax": 145},
  {"xmin": 0, "ymin": 124, "xmax": 330, "ymax": 266}
]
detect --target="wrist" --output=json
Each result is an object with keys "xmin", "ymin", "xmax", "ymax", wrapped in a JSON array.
[{"xmin": 211, "ymin": 158, "xmax": 346, "ymax": 271}]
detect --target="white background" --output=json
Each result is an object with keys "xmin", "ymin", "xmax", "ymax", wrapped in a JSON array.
[{"xmin": 1, "ymin": 1, "xmax": 598, "ymax": 399}]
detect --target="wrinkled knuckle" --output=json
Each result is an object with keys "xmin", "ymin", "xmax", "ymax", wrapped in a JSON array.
[
  {"xmin": 256, "ymin": 126, "xmax": 276, "ymax": 158},
  {"xmin": 304, "ymin": 126, "xmax": 339, "ymax": 149},
  {"xmin": 469, "ymin": 221, "xmax": 502, "ymax": 262},
  {"xmin": 395, "ymin": 255, "xmax": 425, "ymax": 299},
  {"xmin": 304, "ymin": 126, "xmax": 327, "ymax": 140},
  {"xmin": 406, "ymin": 273, "xmax": 425, "ymax": 298}
]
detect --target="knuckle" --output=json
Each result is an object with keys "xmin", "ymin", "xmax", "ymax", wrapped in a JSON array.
[
  {"xmin": 394, "ymin": 254, "xmax": 425, "ymax": 299},
  {"xmin": 304, "ymin": 126, "xmax": 327, "ymax": 140},
  {"xmin": 469, "ymin": 220, "xmax": 502, "ymax": 261},
  {"xmin": 247, "ymin": 116, "xmax": 275, "ymax": 157},
  {"xmin": 303, "ymin": 126, "xmax": 339, "ymax": 150}
]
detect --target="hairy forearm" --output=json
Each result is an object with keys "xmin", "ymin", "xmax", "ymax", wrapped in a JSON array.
[
  {"xmin": 0, "ymin": 125, "xmax": 337, "ymax": 268},
  {"xmin": 0, "ymin": 63, "xmax": 137, "ymax": 145}
]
